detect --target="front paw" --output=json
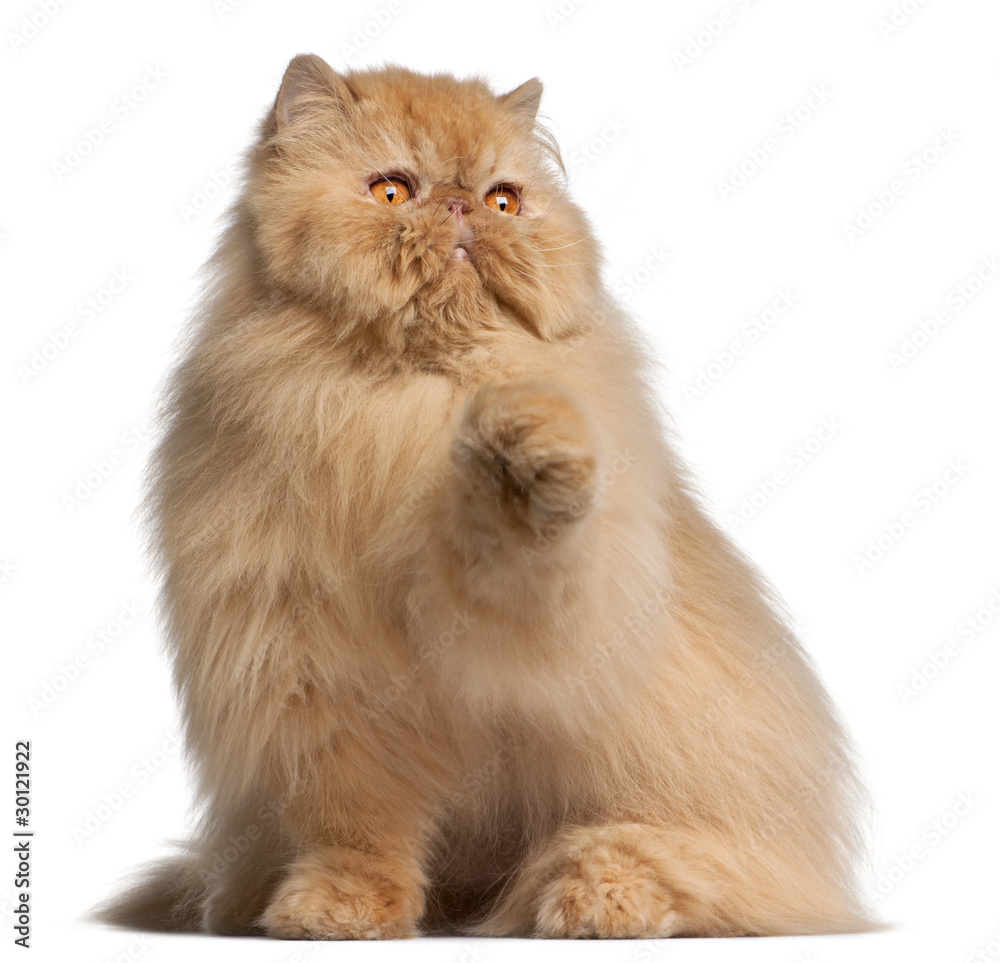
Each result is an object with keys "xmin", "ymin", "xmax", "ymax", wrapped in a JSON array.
[
  {"xmin": 533, "ymin": 826, "xmax": 680, "ymax": 939},
  {"xmin": 261, "ymin": 848, "xmax": 423, "ymax": 940},
  {"xmin": 453, "ymin": 380, "xmax": 598, "ymax": 531}
]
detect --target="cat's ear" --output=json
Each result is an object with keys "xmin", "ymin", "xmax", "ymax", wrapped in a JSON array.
[
  {"xmin": 500, "ymin": 78, "xmax": 543, "ymax": 127},
  {"xmin": 275, "ymin": 54, "xmax": 357, "ymax": 130}
]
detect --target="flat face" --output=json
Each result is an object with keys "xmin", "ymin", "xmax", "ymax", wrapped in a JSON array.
[{"xmin": 254, "ymin": 65, "xmax": 597, "ymax": 350}]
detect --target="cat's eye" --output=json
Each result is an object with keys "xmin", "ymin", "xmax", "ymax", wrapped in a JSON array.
[
  {"xmin": 485, "ymin": 185, "xmax": 520, "ymax": 215},
  {"xmin": 370, "ymin": 177, "xmax": 412, "ymax": 205}
]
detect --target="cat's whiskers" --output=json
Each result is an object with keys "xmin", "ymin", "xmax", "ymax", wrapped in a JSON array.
[
  {"xmin": 536, "ymin": 237, "xmax": 592, "ymax": 254},
  {"xmin": 499, "ymin": 263, "xmax": 581, "ymax": 292}
]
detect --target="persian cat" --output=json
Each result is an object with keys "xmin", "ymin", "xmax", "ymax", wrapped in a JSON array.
[{"xmin": 98, "ymin": 54, "xmax": 875, "ymax": 939}]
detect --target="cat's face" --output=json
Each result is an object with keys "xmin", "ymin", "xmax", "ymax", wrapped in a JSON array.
[{"xmin": 249, "ymin": 56, "xmax": 598, "ymax": 353}]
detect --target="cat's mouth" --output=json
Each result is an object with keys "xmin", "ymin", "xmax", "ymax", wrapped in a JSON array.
[{"xmin": 451, "ymin": 228, "xmax": 475, "ymax": 263}]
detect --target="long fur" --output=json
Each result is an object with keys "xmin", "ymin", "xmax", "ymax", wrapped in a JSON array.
[{"xmin": 95, "ymin": 55, "xmax": 876, "ymax": 939}]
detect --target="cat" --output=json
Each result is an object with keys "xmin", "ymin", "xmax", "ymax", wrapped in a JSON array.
[{"xmin": 95, "ymin": 53, "xmax": 877, "ymax": 940}]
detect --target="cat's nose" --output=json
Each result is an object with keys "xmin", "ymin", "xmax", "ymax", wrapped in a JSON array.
[{"xmin": 447, "ymin": 198, "xmax": 469, "ymax": 223}]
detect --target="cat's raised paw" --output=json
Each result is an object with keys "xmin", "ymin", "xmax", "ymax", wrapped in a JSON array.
[
  {"xmin": 260, "ymin": 849, "xmax": 423, "ymax": 940},
  {"xmin": 454, "ymin": 379, "xmax": 597, "ymax": 531}
]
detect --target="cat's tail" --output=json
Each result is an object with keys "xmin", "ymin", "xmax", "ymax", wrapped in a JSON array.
[{"xmin": 90, "ymin": 851, "xmax": 205, "ymax": 933}]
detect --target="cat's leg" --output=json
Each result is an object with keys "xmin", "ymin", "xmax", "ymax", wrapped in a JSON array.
[
  {"xmin": 476, "ymin": 822, "xmax": 862, "ymax": 938},
  {"xmin": 258, "ymin": 720, "xmax": 437, "ymax": 940},
  {"xmin": 447, "ymin": 379, "xmax": 599, "ymax": 581}
]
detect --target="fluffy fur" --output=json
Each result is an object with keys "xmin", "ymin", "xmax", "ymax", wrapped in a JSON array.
[{"xmin": 95, "ymin": 54, "xmax": 876, "ymax": 939}]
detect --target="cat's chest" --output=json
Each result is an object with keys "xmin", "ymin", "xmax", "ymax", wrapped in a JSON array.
[{"xmin": 326, "ymin": 349, "xmax": 534, "ymax": 495}]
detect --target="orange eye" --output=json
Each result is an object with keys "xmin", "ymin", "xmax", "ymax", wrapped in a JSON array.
[
  {"xmin": 370, "ymin": 177, "xmax": 412, "ymax": 205},
  {"xmin": 485, "ymin": 185, "xmax": 520, "ymax": 215}
]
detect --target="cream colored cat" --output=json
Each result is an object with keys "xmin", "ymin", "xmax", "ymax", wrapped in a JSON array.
[{"xmin": 97, "ymin": 54, "xmax": 875, "ymax": 939}]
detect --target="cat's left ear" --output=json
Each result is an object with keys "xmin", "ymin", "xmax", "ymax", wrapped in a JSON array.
[
  {"xmin": 275, "ymin": 53, "xmax": 357, "ymax": 131},
  {"xmin": 500, "ymin": 78, "xmax": 543, "ymax": 127}
]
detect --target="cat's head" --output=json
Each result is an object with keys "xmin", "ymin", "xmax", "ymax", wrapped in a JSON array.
[{"xmin": 246, "ymin": 55, "xmax": 599, "ymax": 354}]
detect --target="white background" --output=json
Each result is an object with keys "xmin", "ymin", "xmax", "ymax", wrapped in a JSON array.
[{"xmin": 3, "ymin": 0, "xmax": 999, "ymax": 961}]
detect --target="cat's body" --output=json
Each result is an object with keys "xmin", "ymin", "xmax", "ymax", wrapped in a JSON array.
[{"xmin": 98, "ymin": 55, "xmax": 874, "ymax": 939}]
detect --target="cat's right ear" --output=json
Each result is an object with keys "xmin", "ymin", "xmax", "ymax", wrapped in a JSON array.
[
  {"xmin": 275, "ymin": 54, "xmax": 357, "ymax": 130},
  {"xmin": 500, "ymin": 78, "xmax": 543, "ymax": 128}
]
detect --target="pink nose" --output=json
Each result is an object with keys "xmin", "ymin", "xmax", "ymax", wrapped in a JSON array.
[{"xmin": 448, "ymin": 199, "xmax": 469, "ymax": 222}]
